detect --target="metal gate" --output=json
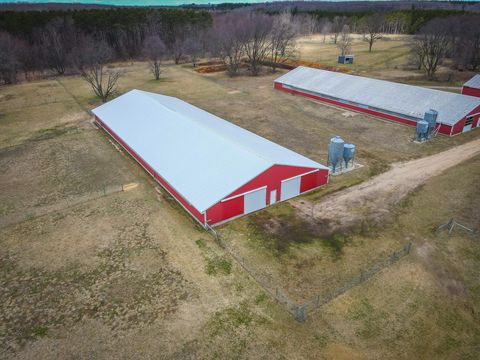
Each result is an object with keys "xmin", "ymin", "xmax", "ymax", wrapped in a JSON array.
[{"xmin": 244, "ymin": 187, "xmax": 267, "ymax": 214}]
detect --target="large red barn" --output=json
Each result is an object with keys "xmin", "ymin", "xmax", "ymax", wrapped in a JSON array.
[
  {"xmin": 275, "ymin": 67, "xmax": 480, "ymax": 136},
  {"xmin": 92, "ymin": 90, "xmax": 329, "ymax": 227}
]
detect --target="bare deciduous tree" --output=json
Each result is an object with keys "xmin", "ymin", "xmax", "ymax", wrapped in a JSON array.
[
  {"xmin": 170, "ymin": 24, "xmax": 192, "ymax": 65},
  {"xmin": 77, "ymin": 38, "xmax": 122, "ymax": 102},
  {"xmin": 410, "ymin": 19, "xmax": 451, "ymax": 80},
  {"xmin": 115, "ymin": 25, "xmax": 143, "ymax": 61},
  {"xmin": 331, "ymin": 16, "xmax": 347, "ymax": 44},
  {"xmin": 337, "ymin": 25, "xmax": 353, "ymax": 56},
  {"xmin": 361, "ymin": 14, "xmax": 384, "ymax": 52},
  {"xmin": 184, "ymin": 35, "xmax": 203, "ymax": 67},
  {"xmin": 143, "ymin": 35, "xmax": 166, "ymax": 80},
  {"xmin": 39, "ymin": 17, "xmax": 78, "ymax": 75},
  {"xmin": 319, "ymin": 18, "xmax": 332, "ymax": 43},
  {"xmin": 452, "ymin": 16, "xmax": 480, "ymax": 71},
  {"xmin": 17, "ymin": 42, "xmax": 43, "ymax": 80},
  {"xmin": 243, "ymin": 13, "xmax": 274, "ymax": 76},
  {"xmin": 0, "ymin": 32, "xmax": 20, "ymax": 84},
  {"xmin": 212, "ymin": 14, "xmax": 246, "ymax": 77},
  {"xmin": 269, "ymin": 14, "xmax": 297, "ymax": 72}
]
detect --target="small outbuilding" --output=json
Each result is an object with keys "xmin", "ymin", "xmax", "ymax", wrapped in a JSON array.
[
  {"xmin": 462, "ymin": 74, "xmax": 480, "ymax": 98},
  {"xmin": 338, "ymin": 55, "xmax": 354, "ymax": 64},
  {"xmin": 92, "ymin": 90, "xmax": 329, "ymax": 227},
  {"xmin": 274, "ymin": 66, "xmax": 480, "ymax": 136}
]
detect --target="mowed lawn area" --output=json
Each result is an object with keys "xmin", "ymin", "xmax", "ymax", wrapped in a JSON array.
[
  {"xmin": 296, "ymin": 34, "xmax": 475, "ymax": 86},
  {"xmin": 1, "ymin": 40, "xmax": 479, "ymax": 359}
]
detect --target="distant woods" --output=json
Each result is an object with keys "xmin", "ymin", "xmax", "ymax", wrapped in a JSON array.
[{"xmin": 0, "ymin": 6, "xmax": 479, "ymax": 92}]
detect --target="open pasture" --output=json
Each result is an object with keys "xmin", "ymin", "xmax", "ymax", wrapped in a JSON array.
[{"xmin": 1, "ymin": 43, "xmax": 479, "ymax": 359}]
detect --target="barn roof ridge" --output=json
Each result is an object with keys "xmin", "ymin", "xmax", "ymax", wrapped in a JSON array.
[{"xmin": 134, "ymin": 89, "xmax": 284, "ymax": 167}]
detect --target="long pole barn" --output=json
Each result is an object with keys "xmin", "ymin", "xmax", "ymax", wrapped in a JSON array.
[
  {"xmin": 92, "ymin": 90, "xmax": 329, "ymax": 227},
  {"xmin": 274, "ymin": 66, "xmax": 480, "ymax": 136}
]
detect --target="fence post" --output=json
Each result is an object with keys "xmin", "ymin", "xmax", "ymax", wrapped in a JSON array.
[
  {"xmin": 294, "ymin": 306, "xmax": 307, "ymax": 322},
  {"xmin": 406, "ymin": 242, "xmax": 412, "ymax": 254}
]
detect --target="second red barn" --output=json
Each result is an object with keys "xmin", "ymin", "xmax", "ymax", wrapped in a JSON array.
[{"xmin": 275, "ymin": 66, "xmax": 480, "ymax": 136}]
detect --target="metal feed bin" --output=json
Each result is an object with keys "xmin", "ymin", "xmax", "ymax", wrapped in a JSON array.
[
  {"xmin": 328, "ymin": 136, "xmax": 345, "ymax": 172},
  {"xmin": 338, "ymin": 55, "xmax": 354, "ymax": 64},
  {"xmin": 416, "ymin": 120, "xmax": 429, "ymax": 142},
  {"xmin": 343, "ymin": 144, "xmax": 355, "ymax": 168},
  {"xmin": 423, "ymin": 109, "xmax": 438, "ymax": 134}
]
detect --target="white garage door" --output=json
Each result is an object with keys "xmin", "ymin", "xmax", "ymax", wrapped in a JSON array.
[
  {"xmin": 281, "ymin": 176, "xmax": 301, "ymax": 201},
  {"xmin": 244, "ymin": 187, "xmax": 267, "ymax": 214}
]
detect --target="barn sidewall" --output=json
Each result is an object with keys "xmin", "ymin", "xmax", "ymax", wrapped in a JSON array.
[
  {"xmin": 274, "ymin": 81, "xmax": 418, "ymax": 127},
  {"xmin": 275, "ymin": 81, "xmax": 480, "ymax": 137},
  {"xmin": 95, "ymin": 115, "xmax": 206, "ymax": 226},
  {"xmin": 462, "ymin": 86, "xmax": 480, "ymax": 98}
]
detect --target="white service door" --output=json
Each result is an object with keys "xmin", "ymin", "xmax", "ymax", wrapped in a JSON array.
[
  {"xmin": 270, "ymin": 189, "xmax": 277, "ymax": 205},
  {"xmin": 244, "ymin": 188, "xmax": 267, "ymax": 214},
  {"xmin": 281, "ymin": 176, "xmax": 301, "ymax": 201}
]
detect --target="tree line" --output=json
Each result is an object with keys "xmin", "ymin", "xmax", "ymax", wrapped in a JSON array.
[
  {"xmin": 0, "ymin": 8, "xmax": 297, "ymax": 95},
  {"xmin": 0, "ymin": 7, "xmax": 479, "ymax": 100}
]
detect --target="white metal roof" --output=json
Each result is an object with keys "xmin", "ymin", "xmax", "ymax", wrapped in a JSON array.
[
  {"xmin": 275, "ymin": 66, "xmax": 480, "ymax": 126},
  {"xmin": 464, "ymin": 74, "xmax": 480, "ymax": 89},
  {"xmin": 92, "ymin": 89, "xmax": 325, "ymax": 212}
]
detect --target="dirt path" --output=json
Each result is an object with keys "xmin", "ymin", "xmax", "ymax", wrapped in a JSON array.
[{"xmin": 291, "ymin": 138, "xmax": 480, "ymax": 231}]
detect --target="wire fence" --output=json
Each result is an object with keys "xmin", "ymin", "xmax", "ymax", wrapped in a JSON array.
[
  {"xmin": 208, "ymin": 224, "xmax": 412, "ymax": 322},
  {"xmin": 294, "ymin": 242, "xmax": 413, "ymax": 322},
  {"xmin": 0, "ymin": 183, "xmax": 133, "ymax": 229},
  {"xmin": 207, "ymin": 225, "xmax": 298, "ymax": 316}
]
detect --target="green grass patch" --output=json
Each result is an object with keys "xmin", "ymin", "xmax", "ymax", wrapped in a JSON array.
[
  {"xmin": 195, "ymin": 238, "xmax": 207, "ymax": 249},
  {"xmin": 207, "ymin": 302, "xmax": 255, "ymax": 337},
  {"xmin": 247, "ymin": 204, "xmax": 350, "ymax": 257},
  {"xmin": 31, "ymin": 325, "xmax": 48, "ymax": 337},
  {"xmin": 31, "ymin": 126, "xmax": 73, "ymax": 142},
  {"xmin": 205, "ymin": 256, "xmax": 232, "ymax": 276},
  {"xmin": 313, "ymin": 334, "xmax": 329, "ymax": 348},
  {"xmin": 254, "ymin": 292, "xmax": 268, "ymax": 305}
]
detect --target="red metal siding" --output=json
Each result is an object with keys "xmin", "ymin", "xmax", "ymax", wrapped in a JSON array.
[
  {"xmin": 437, "ymin": 123, "xmax": 453, "ymax": 136},
  {"xmin": 95, "ymin": 116, "xmax": 205, "ymax": 226},
  {"xmin": 205, "ymin": 164, "xmax": 329, "ymax": 226},
  {"xmin": 451, "ymin": 118, "xmax": 465, "ymax": 135},
  {"xmin": 462, "ymin": 86, "xmax": 480, "ymax": 98},
  {"xmin": 206, "ymin": 196, "xmax": 244, "ymax": 225},
  {"xmin": 474, "ymin": 116, "xmax": 480, "ymax": 128},
  {"xmin": 226, "ymin": 164, "xmax": 322, "ymax": 202},
  {"xmin": 274, "ymin": 81, "xmax": 418, "ymax": 127},
  {"xmin": 300, "ymin": 170, "xmax": 327, "ymax": 192}
]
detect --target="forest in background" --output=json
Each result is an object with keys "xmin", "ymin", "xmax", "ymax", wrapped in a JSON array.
[{"xmin": 0, "ymin": 3, "xmax": 479, "ymax": 99}]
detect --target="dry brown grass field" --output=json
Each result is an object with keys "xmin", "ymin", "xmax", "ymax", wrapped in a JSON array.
[{"xmin": 1, "ymin": 35, "xmax": 479, "ymax": 359}]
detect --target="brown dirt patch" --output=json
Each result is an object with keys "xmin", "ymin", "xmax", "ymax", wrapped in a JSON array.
[
  {"xmin": 292, "ymin": 139, "xmax": 480, "ymax": 233},
  {"xmin": 415, "ymin": 243, "xmax": 469, "ymax": 297}
]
